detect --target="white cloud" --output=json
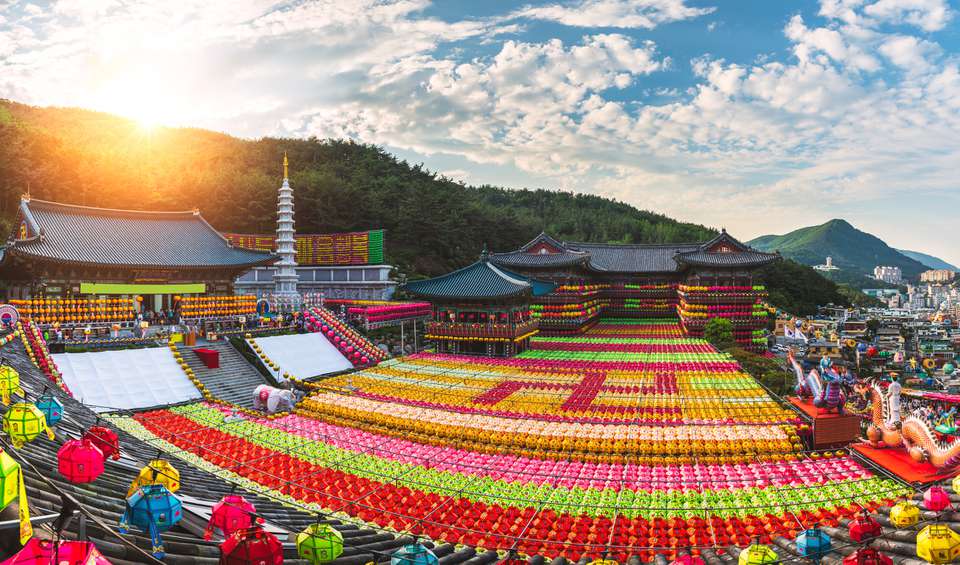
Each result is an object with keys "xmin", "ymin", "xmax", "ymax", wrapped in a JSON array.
[
  {"xmin": 512, "ymin": 0, "xmax": 714, "ymax": 29},
  {"xmin": 863, "ymin": 0, "xmax": 953, "ymax": 31},
  {"xmin": 878, "ymin": 34, "xmax": 938, "ymax": 69}
]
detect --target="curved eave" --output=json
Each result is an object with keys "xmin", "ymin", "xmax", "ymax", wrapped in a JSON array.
[
  {"xmin": 489, "ymin": 253, "xmax": 590, "ymax": 269},
  {"xmin": 4, "ymin": 246, "xmax": 280, "ymax": 271},
  {"xmin": 674, "ymin": 253, "xmax": 781, "ymax": 268}
]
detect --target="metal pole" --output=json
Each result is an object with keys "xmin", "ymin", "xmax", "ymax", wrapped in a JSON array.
[
  {"xmin": 400, "ymin": 321, "xmax": 405, "ymax": 354},
  {"xmin": 413, "ymin": 320, "xmax": 418, "ymax": 353}
]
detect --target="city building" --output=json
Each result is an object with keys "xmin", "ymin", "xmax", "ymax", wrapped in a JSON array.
[
  {"xmin": 814, "ymin": 256, "xmax": 839, "ymax": 271},
  {"xmin": 873, "ymin": 265, "xmax": 902, "ymax": 285},
  {"xmin": 921, "ymin": 269, "xmax": 956, "ymax": 283}
]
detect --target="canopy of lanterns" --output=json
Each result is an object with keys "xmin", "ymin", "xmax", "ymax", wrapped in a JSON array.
[
  {"xmin": 177, "ymin": 295, "xmax": 257, "ymax": 318},
  {"xmin": 9, "ymin": 297, "xmax": 136, "ymax": 325}
]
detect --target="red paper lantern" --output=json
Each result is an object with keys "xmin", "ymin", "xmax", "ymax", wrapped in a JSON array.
[
  {"xmin": 924, "ymin": 486, "xmax": 953, "ymax": 512},
  {"xmin": 205, "ymin": 494, "xmax": 261, "ymax": 540},
  {"xmin": 58, "ymin": 438, "xmax": 105, "ymax": 483},
  {"xmin": 844, "ymin": 548, "xmax": 892, "ymax": 565},
  {"xmin": 848, "ymin": 514, "xmax": 883, "ymax": 543},
  {"xmin": 220, "ymin": 526, "xmax": 283, "ymax": 565},
  {"xmin": 671, "ymin": 556, "xmax": 705, "ymax": 565},
  {"xmin": 83, "ymin": 426, "xmax": 120, "ymax": 460}
]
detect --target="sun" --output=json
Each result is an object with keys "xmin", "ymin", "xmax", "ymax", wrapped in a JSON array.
[{"xmin": 93, "ymin": 72, "xmax": 173, "ymax": 130}]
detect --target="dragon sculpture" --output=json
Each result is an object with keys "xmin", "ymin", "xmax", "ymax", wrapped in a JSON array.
[
  {"xmin": 787, "ymin": 350, "xmax": 848, "ymax": 414},
  {"xmin": 855, "ymin": 380, "xmax": 960, "ymax": 468}
]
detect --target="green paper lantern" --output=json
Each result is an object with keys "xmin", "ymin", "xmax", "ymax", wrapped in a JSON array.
[
  {"xmin": 0, "ymin": 448, "xmax": 22, "ymax": 509},
  {"xmin": 3, "ymin": 402, "xmax": 54, "ymax": 449},
  {"xmin": 0, "ymin": 366, "xmax": 23, "ymax": 406},
  {"xmin": 297, "ymin": 523, "xmax": 344, "ymax": 564}
]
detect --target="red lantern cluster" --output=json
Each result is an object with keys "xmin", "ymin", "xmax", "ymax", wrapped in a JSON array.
[{"xmin": 304, "ymin": 307, "xmax": 387, "ymax": 367}]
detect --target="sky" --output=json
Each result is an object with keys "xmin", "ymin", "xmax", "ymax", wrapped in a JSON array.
[{"xmin": 1, "ymin": 0, "xmax": 959, "ymax": 265}]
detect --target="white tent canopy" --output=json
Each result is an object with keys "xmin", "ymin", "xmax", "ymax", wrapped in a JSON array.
[
  {"xmin": 253, "ymin": 333, "xmax": 353, "ymax": 380},
  {"xmin": 53, "ymin": 347, "xmax": 202, "ymax": 412}
]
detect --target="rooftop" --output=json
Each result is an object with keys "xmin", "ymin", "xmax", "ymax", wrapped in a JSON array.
[
  {"xmin": 6, "ymin": 197, "xmax": 277, "ymax": 270},
  {"xmin": 404, "ymin": 253, "xmax": 556, "ymax": 299}
]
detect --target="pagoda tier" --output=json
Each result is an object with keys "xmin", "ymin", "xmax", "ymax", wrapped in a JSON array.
[{"xmin": 677, "ymin": 284, "xmax": 769, "ymax": 352}]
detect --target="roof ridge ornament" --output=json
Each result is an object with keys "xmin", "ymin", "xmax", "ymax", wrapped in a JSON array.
[
  {"xmin": 282, "ymin": 152, "xmax": 289, "ymax": 180},
  {"xmin": 480, "ymin": 243, "xmax": 489, "ymax": 261}
]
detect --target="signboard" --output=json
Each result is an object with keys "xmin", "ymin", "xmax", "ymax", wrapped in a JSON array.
[{"xmin": 225, "ymin": 230, "xmax": 384, "ymax": 266}]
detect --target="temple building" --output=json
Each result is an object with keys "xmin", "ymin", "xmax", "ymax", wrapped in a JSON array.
[
  {"xmin": 489, "ymin": 231, "xmax": 780, "ymax": 351},
  {"xmin": 404, "ymin": 249, "xmax": 555, "ymax": 357},
  {"xmin": 0, "ymin": 196, "xmax": 276, "ymax": 314}
]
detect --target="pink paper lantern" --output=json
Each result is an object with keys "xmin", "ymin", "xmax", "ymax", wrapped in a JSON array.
[
  {"xmin": 8, "ymin": 538, "xmax": 112, "ymax": 564},
  {"xmin": 58, "ymin": 438, "xmax": 105, "ymax": 483},
  {"xmin": 205, "ymin": 494, "xmax": 261, "ymax": 540},
  {"xmin": 923, "ymin": 486, "xmax": 952, "ymax": 512}
]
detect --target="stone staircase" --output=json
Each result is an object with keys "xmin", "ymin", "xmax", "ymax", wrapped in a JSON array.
[{"xmin": 182, "ymin": 341, "xmax": 269, "ymax": 408}]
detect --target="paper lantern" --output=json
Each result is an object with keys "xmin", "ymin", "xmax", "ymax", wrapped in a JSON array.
[
  {"xmin": 889, "ymin": 501, "xmax": 919, "ymax": 528},
  {"xmin": 127, "ymin": 459, "xmax": 180, "ymax": 497},
  {"xmin": 391, "ymin": 543, "xmax": 439, "ymax": 565},
  {"xmin": 739, "ymin": 544, "xmax": 778, "ymax": 565},
  {"xmin": 797, "ymin": 526, "xmax": 832, "ymax": 562},
  {"xmin": 0, "ymin": 365, "xmax": 24, "ymax": 405},
  {"xmin": 0, "ymin": 448, "xmax": 23, "ymax": 510},
  {"xmin": 917, "ymin": 524, "xmax": 960, "ymax": 564},
  {"xmin": 297, "ymin": 523, "xmax": 344, "ymax": 564},
  {"xmin": 119, "ymin": 485, "xmax": 182, "ymax": 559},
  {"xmin": 7, "ymin": 538, "xmax": 112, "ymax": 564},
  {"xmin": 848, "ymin": 514, "xmax": 883, "ymax": 543},
  {"xmin": 220, "ymin": 526, "xmax": 283, "ymax": 565},
  {"xmin": 3, "ymin": 402, "xmax": 55, "ymax": 448},
  {"xmin": 83, "ymin": 426, "xmax": 120, "ymax": 460},
  {"xmin": 205, "ymin": 494, "xmax": 261, "ymax": 540},
  {"xmin": 35, "ymin": 392, "xmax": 64, "ymax": 427},
  {"xmin": 57, "ymin": 438, "xmax": 105, "ymax": 483},
  {"xmin": 843, "ymin": 548, "xmax": 892, "ymax": 565},
  {"xmin": 924, "ymin": 486, "xmax": 953, "ymax": 512}
]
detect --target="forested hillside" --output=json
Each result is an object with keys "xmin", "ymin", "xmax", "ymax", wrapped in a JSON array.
[{"xmin": 0, "ymin": 100, "xmax": 850, "ymax": 313}]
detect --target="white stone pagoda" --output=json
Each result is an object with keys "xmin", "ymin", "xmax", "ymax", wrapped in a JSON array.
[{"xmin": 272, "ymin": 153, "xmax": 302, "ymax": 310}]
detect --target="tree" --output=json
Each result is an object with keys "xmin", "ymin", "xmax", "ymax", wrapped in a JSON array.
[{"xmin": 704, "ymin": 317, "xmax": 735, "ymax": 350}]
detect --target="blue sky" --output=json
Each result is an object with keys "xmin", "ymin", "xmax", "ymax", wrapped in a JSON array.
[{"xmin": 1, "ymin": 0, "xmax": 958, "ymax": 265}]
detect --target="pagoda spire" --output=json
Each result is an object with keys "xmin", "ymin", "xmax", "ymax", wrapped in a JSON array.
[{"xmin": 272, "ymin": 152, "xmax": 301, "ymax": 310}]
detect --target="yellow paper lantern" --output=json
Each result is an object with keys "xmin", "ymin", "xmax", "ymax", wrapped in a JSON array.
[
  {"xmin": 127, "ymin": 459, "xmax": 180, "ymax": 497},
  {"xmin": 917, "ymin": 524, "xmax": 960, "ymax": 564},
  {"xmin": 889, "ymin": 501, "xmax": 920, "ymax": 528}
]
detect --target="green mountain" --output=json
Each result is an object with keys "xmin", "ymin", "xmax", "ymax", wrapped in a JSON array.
[
  {"xmin": 0, "ymin": 99, "xmax": 848, "ymax": 314},
  {"xmin": 897, "ymin": 249, "xmax": 957, "ymax": 271},
  {"xmin": 749, "ymin": 219, "xmax": 928, "ymax": 281}
]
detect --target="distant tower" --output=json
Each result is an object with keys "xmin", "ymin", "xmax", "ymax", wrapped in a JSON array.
[{"xmin": 273, "ymin": 153, "xmax": 301, "ymax": 309}]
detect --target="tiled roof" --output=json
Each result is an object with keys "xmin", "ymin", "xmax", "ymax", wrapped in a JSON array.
[
  {"xmin": 8, "ymin": 198, "xmax": 277, "ymax": 269},
  {"xmin": 490, "ymin": 250, "xmax": 589, "ymax": 268},
  {"xmin": 566, "ymin": 242, "xmax": 701, "ymax": 273},
  {"xmin": 403, "ymin": 259, "xmax": 556, "ymax": 299},
  {"xmin": 674, "ymin": 249, "xmax": 780, "ymax": 268},
  {"xmin": 494, "ymin": 231, "xmax": 779, "ymax": 273}
]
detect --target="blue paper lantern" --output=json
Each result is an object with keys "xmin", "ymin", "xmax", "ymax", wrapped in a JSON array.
[
  {"xmin": 797, "ymin": 526, "xmax": 832, "ymax": 562},
  {"xmin": 391, "ymin": 543, "xmax": 439, "ymax": 565},
  {"xmin": 35, "ymin": 393, "xmax": 64, "ymax": 427},
  {"xmin": 119, "ymin": 484, "xmax": 182, "ymax": 558}
]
